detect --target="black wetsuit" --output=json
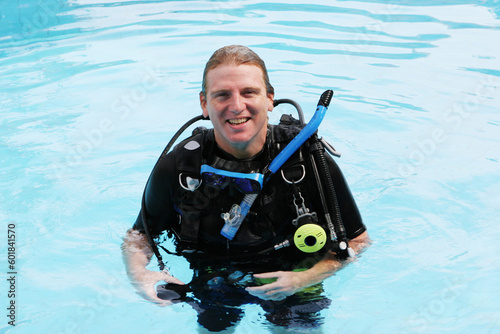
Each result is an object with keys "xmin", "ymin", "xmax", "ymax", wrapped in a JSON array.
[{"xmin": 133, "ymin": 125, "xmax": 366, "ymax": 331}]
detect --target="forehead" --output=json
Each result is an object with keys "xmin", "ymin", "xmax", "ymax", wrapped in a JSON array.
[{"xmin": 205, "ymin": 64, "xmax": 266, "ymax": 91}]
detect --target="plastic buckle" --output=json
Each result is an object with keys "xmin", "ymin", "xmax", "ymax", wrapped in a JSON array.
[{"xmin": 292, "ymin": 192, "xmax": 318, "ymax": 227}]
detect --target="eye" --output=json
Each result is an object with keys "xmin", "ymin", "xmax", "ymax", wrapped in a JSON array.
[
  {"xmin": 213, "ymin": 91, "xmax": 230, "ymax": 100},
  {"xmin": 242, "ymin": 89, "xmax": 258, "ymax": 97}
]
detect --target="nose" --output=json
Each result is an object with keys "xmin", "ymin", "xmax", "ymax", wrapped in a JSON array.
[{"xmin": 228, "ymin": 94, "xmax": 244, "ymax": 114}]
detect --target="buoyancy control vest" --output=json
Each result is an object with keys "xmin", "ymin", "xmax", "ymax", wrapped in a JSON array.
[{"xmin": 169, "ymin": 123, "xmax": 329, "ymax": 262}]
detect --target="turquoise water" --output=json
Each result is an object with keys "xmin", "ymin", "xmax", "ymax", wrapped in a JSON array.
[{"xmin": 1, "ymin": 0, "xmax": 500, "ymax": 333}]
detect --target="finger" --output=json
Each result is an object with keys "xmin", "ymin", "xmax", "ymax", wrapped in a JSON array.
[
  {"xmin": 150, "ymin": 296, "xmax": 171, "ymax": 307},
  {"xmin": 247, "ymin": 284, "xmax": 285, "ymax": 299},
  {"xmin": 139, "ymin": 285, "xmax": 171, "ymax": 307},
  {"xmin": 271, "ymin": 294, "xmax": 287, "ymax": 301},
  {"xmin": 246, "ymin": 286, "xmax": 278, "ymax": 299},
  {"xmin": 254, "ymin": 290, "xmax": 287, "ymax": 301},
  {"xmin": 246, "ymin": 282, "xmax": 280, "ymax": 294},
  {"xmin": 246, "ymin": 285, "xmax": 266, "ymax": 292},
  {"xmin": 252, "ymin": 271, "xmax": 282, "ymax": 279},
  {"xmin": 162, "ymin": 274, "xmax": 185, "ymax": 286},
  {"xmin": 246, "ymin": 286, "xmax": 267, "ymax": 296}
]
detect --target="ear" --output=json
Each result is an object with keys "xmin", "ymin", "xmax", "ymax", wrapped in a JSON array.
[
  {"xmin": 267, "ymin": 93, "xmax": 274, "ymax": 112},
  {"xmin": 199, "ymin": 91, "xmax": 209, "ymax": 117}
]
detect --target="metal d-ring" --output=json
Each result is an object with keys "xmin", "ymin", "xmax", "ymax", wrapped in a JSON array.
[
  {"xmin": 179, "ymin": 173, "xmax": 201, "ymax": 191},
  {"xmin": 280, "ymin": 164, "xmax": 306, "ymax": 184}
]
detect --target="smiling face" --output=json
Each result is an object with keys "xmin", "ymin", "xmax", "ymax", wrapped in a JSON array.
[{"xmin": 200, "ymin": 64, "xmax": 274, "ymax": 159}]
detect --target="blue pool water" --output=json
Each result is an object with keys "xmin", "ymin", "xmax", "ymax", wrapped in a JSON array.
[{"xmin": 1, "ymin": 1, "xmax": 500, "ymax": 333}]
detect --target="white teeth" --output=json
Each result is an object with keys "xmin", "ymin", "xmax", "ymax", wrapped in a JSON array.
[{"xmin": 228, "ymin": 118, "xmax": 249, "ymax": 125}]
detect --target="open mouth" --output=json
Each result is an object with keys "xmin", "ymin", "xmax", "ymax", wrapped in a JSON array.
[{"xmin": 227, "ymin": 118, "xmax": 250, "ymax": 125}]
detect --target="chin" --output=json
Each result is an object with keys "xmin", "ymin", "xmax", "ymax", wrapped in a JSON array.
[{"xmin": 228, "ymin": 136, "xmax": 252, "ymax": 146}]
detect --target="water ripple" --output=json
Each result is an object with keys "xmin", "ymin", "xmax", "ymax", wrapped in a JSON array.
[{"xmin": 1, "ymin": 1, "xmax": 500, "ymax": 333}]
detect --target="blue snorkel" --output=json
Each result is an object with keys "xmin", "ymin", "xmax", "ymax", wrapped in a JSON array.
[
  {"xmin": 220, "ymin": 90, "xmax": 334, "ymax": 240},
  {"xmin": 268, "ymin": 90, "xmax": 333, "ymax": 174}
]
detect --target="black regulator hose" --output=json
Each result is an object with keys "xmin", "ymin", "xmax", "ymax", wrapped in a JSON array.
[
  {"xmin": 310, "ymin": 141, "xmax": 350, "ymax": 257},
  {"xmin": 141, "ymin": 114, "xmax": 209, "ymax": 271},
  {"xmin": 307, "ymin": 93, "xmax": 353, "ymax": 259}
]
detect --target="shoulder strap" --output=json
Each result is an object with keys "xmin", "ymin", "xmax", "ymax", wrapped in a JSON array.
[
  {"xmin": 174, "ymin": 127, "xmax": 213, "ymax": 174},
  {"xmin": 172, "ymin": 128, "xmax": 213, "ymax": 245}
]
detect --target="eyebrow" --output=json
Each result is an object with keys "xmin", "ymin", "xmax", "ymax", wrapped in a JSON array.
[{"xmin": 210, "ymin": 86, "xmax": 262, "ymax": 97}]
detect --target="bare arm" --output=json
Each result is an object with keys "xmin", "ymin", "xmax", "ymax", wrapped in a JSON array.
[
  {"xmin": 246, "ymin": 231, "xmax": 370, "ymax": 301},
  {"xmin": 121, "ymin": 228, "xmax": 185, "ymax": 305}
]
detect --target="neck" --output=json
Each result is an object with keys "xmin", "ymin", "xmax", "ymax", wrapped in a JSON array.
[
  {"xmin": 217, "ymin": 140, "xmax": 265, "ymax": 160},
  {"xmin": 215, "ymin": 133, "xmax": 268, "ymax": 160}
]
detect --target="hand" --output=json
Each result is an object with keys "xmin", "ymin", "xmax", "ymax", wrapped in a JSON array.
[
  {"xmin": 245, "ymin": 271, "xmax": 306, "ymax": 301},
  {"xmin": 132, "ymin": 269, "xmax": 185, "ymax": 306}
]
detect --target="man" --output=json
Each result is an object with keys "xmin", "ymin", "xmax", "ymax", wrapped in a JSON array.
[{"xmin": 122, "ymin": 45, "xmax": 369, "ymax": 329}]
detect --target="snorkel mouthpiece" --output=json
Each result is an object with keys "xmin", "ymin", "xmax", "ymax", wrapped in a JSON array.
[
  {"xmin": 318, "ymin": 89, "xmax": 333, "ymax": 108},
  {"xmin": 220, "ymin": 194, "xmax": 257, "ymax": 240}
]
